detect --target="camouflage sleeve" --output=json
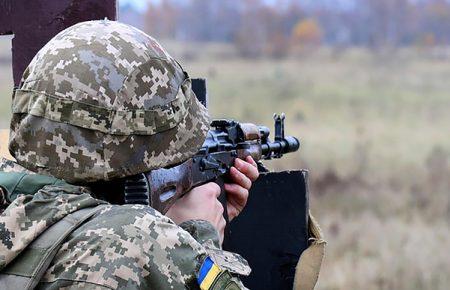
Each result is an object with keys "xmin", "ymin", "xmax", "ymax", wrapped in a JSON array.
[
  {"xmin": 179, "ymin": 219, "xmax": 222, "ymax": 248},
  {"xmin": 0, "ymin": 157, "xmax": 33, "ymax": 174},
  {"xmin": 38, "ymin": 205, "xmax": 249, "ymax": 290},
  {"xmin": 179, "ymin": 219, "xmax": 251, "ymax": 277},
  {"xmin": 179, "ymin": 220, "xmax": 251, "ymax": 290}
]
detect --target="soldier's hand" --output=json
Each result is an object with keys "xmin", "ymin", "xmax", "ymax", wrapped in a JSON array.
[
  {"xmin": 225, "ymin": 156, "xmax": 259, "ymax": 221},
  {"xmin": 166, "ymin": 182, "xmax": 226, "ymax": 242}
]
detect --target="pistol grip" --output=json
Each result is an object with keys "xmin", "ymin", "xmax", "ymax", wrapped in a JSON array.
[{"xmin": 215, "ymin": 177, "xmax": 231, "ymax": 248}]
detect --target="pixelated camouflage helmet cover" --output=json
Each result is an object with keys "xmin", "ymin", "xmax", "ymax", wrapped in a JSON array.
[{"xmin": 9, "ymin": 20, "xmax": 210, "ymax": 183}]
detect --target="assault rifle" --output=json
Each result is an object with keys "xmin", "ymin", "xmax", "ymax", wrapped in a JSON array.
[{"xmin": 123, "ymin": 113, "xmax": 300, "ymax": 217}]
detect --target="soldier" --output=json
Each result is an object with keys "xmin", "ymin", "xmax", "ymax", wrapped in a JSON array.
[{"xmin": 0, "ymin": 20, "xmax": 259, "ymax": 289}]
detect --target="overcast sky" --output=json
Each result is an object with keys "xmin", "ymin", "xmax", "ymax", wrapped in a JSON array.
[
  {"xmin": 119, "ymin": 0, "xmax": 356, "ymax": 13},
  {"xmin": 120, "ymin": 0, "xmax": 149, "ymax": 12}
]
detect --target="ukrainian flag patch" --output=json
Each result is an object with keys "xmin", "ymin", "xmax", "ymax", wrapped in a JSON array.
[{"xmin": 198, "ymin": 257, "xmax": 222, "ymax": 290}]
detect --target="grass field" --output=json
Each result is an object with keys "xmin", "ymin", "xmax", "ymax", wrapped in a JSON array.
[
  {"xmin": 0, "ymin": 37, "xmax": 449, "ymax": 289},
  {"xmin": 173, "ymin": 44, "xmax": 450, "ymax": 289}
]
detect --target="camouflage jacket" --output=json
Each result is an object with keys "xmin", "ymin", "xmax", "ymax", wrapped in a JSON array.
[{"xmin": 0, "ymin": 158, "xmax": 250, "ymax": 289}]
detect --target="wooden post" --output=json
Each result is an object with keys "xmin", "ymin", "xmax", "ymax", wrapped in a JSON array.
[{"xmin": 0, "ymin": 0, "xmax": 117, "ymax": 87}]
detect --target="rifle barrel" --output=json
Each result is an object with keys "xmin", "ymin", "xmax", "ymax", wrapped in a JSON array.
[{"xmin": 261, "ymin": 136, "xmax": 300, "ymax": 159}]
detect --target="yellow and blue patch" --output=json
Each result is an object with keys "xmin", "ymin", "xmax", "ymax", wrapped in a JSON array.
[{"xmin": 198, "ymin": 257, "xmax": 222, "ymax": 290}]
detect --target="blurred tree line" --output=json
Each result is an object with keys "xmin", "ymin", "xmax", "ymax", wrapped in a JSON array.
[{"xmin": 140, "ymin": 0, "xmax": 450, "ymax": 57}]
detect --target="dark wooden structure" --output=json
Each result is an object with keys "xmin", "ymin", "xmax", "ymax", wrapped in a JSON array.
[
  {"xmin": 0, "ymin": 0, "xmax": 117, "ymax": 86},
  {"xmin": 227, "ymin": 171, "xmax": 309, "ymax": 289}
]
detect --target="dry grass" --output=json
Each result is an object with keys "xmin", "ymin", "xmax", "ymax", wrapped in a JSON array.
[
  {"xmin": 0, "ymin": 38, "xmax": 449, "ymax": 289},
  {"xmin": 169, "ymin": 43, "xmax": 450, "ymax": 290},
  {"xmin": 319, "ymin": 213, "xmax": 450, "ymax": 290}
]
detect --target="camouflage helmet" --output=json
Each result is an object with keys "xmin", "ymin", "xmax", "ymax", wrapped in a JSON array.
[{"xmin": 9, "ymin": 20, "xmax": 210, "ymax": 183}]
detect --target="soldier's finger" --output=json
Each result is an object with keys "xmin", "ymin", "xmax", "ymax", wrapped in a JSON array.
[
  {"xmin": 224, "ymin": 183, "xmax": 248, "ymax": 206},
  {"xmin": 246, "ymin": 156, "xmax": 258, "ymax": 168},
  {"xmin": 226, "ymin": 206, "xmax": 239, "ymax": 222},
  {"xmin": 224, "ymin": 183, "xmax": 248, "ymax": 221},
  {"xmin": 235, "ymin": 158, "xmax": 259, "ymax": 182},
  {"xmin": 229, "ymin": 166, "xmax": 252, "ymax": 189}
]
